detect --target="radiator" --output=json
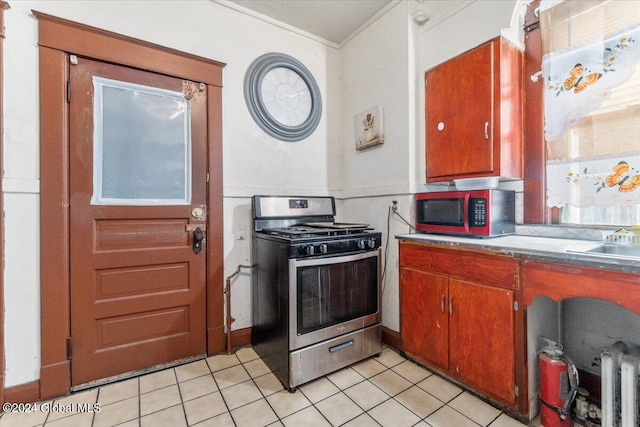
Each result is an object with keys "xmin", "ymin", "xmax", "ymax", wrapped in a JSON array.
[{"xmin": 601, "ymin": 341, "xmax": 640, "ymax": 427}]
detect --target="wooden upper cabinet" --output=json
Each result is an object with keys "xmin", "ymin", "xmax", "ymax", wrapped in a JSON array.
[{"xmin": 425, "ymin": 37, "xmax": 523, "ymax": 182}]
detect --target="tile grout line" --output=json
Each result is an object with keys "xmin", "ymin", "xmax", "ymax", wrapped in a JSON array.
[
  {"xmin": 171, "ymin": 367, "xmax": 190, "ymax": 427},
  {"xmin": 204, "ymin": 354, "xmax": 239, "ymax": 426}
]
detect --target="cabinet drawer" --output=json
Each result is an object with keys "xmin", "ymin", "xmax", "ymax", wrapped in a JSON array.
[{"xmin": 399, "ymin": 242, "xmax": 518, "ymax": 290}]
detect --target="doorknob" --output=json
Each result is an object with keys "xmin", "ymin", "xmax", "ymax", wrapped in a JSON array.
[{"xmin": 192, "ymin": 226, "xmax": 205, "ymax": 254}]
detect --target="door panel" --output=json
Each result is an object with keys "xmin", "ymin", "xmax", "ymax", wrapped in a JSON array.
[
  {"xmin": 401, "ymin": 268, "xmax": 449, "ymax": 370},
  {"xmin": 448, "ymin": 279, "xmax": 515, "ymax": 404},
  {"xmin": 69, "ymin": 57, "xmax": 207, "ymax": 386}
]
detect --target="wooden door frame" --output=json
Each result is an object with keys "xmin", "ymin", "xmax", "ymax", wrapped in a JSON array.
[{"xmin": 36, "ymin": 12, "xmax": 225, "ymax": 400}]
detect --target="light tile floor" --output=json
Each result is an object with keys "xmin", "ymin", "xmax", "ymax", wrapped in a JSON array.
[{"xmin": 0, "ymin": 346, "xmax": 533, "ymax": 427}]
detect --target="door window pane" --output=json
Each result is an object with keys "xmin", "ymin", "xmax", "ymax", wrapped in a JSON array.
[{"xmin": 91, "ymin": 77, "xmax": 191, "ymax": 205}]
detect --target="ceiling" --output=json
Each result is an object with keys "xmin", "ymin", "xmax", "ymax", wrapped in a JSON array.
[{"xmin": 227, "ymin": 0, "xmax": 394, "ymax": 45}]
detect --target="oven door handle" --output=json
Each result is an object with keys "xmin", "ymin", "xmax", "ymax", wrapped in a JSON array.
[{"xmin": 329, "ymin": 340, "xmax": 354, "ymax": 353}]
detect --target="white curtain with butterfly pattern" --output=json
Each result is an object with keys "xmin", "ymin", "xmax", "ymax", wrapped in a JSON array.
[{"xmin": 542, "ymin": 0, "xmax": 640, "ymax": 213}]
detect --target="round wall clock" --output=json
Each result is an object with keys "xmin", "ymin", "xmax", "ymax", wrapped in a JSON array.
[{"xmin": 244, "ymin": 53, "xmax": 322, "ymax": 142}]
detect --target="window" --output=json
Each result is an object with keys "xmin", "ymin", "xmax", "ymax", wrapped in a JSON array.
[
  {"xmin": 92, "ymin": 77, "xmax": 192, "ymax": 206},
  {"xmin": 540, "ymin": 0, "xmax": 640, "ymax": 225}
]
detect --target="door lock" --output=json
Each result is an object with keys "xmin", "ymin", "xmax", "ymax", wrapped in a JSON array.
[{"xmin": 193, "ymin": 226, "xmax": 205, "ymax": 254}]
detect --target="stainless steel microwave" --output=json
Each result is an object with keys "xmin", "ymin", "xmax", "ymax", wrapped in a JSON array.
[{"xmin": 415, "ymin": 189, "xmax": 515, "ymax": 237}]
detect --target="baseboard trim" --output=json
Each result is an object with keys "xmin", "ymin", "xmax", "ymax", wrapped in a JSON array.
[
  {"xmin": 382, "ymin": 326, "xmax": 402, "ymax": 352},
  {"xmin": 230, "ymin": 327, "xmax": 252, "ymax": 352},
  {"xmin": 4, "ymin": 380, "xmax": 40, "ymax": 405}
]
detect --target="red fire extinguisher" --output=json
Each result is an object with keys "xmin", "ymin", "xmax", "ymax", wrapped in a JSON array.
[{"xmin": 539, "ymin": 339, "xmax": 579, "ymax": 427}]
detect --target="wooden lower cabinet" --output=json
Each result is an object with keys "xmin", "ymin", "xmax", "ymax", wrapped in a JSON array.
[
  {"xmin": 400, "ymin": 241, "xmax": 520, "ymax": 409},
  {"xmin": 401, "ymin": 269, "xmax": 448, "ymax": 370}
]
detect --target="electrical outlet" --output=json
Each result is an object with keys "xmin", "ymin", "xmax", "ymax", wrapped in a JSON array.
[{"xmin": 391, "ymin": 200, "xmax": 398, "ymax": 211}]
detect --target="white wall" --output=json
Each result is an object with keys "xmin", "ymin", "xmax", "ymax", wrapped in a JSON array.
[
  {"xmin": 339, "ymin": 0, "xmax": 521, "ymax": 333},
  {"xmin": 3, "ymin": 0, "xmax": 524, "ymax": 388},
  {"xmin": 2, "ymin": 0, "xmax": 340, "ymax": 387}
]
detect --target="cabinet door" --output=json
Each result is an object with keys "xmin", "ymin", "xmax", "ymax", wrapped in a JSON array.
[
  {"xmin": 401, "ymin": 268, "xmax": 449, "ymax": 370},
  {"xmin": 448, "ymin": 278, "xmax": 515, "ymax": 404},
  {"xmin": 425, "ymin": 41, "xmax": 494, "ymax": 179}
]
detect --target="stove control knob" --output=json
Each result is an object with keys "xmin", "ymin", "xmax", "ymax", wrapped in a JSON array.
[
  {"xmin": 357, "ymin": 240, "xmax": 366, "ymax": 250},
  {"xmin": 319, "ymin": 243, "xmax": 328, "ymax": 254},
  {"xmin": 306, "ymin": 245, "xmax": 315, "ymax": 256},
  {"xmin": 368, "ymin": 238, "xmax": 376, "ymax": 248}
]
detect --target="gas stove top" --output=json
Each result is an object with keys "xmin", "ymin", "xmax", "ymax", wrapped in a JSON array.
[
  {"xmin": 252, "ymin": 196, "xmax": 382, "ymax": 258},
  {"xmin": 261, "ymin": 223, "xmax": 371, "ymax": 239}
]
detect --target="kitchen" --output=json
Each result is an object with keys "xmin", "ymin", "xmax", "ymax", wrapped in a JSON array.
[{"xmin": 1, "ymin": 0, "xmax": 639, "ymax": 426}]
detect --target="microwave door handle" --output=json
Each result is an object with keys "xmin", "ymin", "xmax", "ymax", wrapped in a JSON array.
[{"xmin": 463, "ymin": 193, "xmax": 470, "ymax": 233}]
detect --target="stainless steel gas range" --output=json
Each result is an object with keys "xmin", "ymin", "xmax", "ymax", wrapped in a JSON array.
[{"xmin": 251, "ymin": 195, "xmax": 382, "ymax": 391}]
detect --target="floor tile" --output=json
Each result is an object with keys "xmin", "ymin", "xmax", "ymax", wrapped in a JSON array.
[
  {"xmin": 243, "ymin": 358, "xmax": 271, "ymax": 378},
  {"xmin": 341, "ymin": 413, "xmax": 382, "ymax": 426},
  {"xmin": 98, "ymin": 377, "xmax": 139, "ymax": 406},
  {"xmin": 315, "ymin": 392, "xmax": 364, "ymax": 426},
  {"xmin": 344, "ymin": 380, "xmax": 389, "ymax": 411},
  {"xmin": 376, "ymin": 347, "xmax": 407, "ymax": 368},
  {"xmin": 253, "ymin": 372, "xmax": 285, "ymax": 397},
  {"xmin": 0, "ymin": 345, "xmax": 533, "ymax": 427},
  {"xmin": 213, "ymin": 364, "xmax": 251, "ymax": 389},
  {"xmin": 183, "ymin": 391, "xmax": 228, "ymax": 425},
  {"xmin": 369, "ymin": 369, "xmax": 412, "ymax": 396},
  {"xmin": 193, "ymin": 411, "xmax": 236, "ymax": 427},
  {"xmin": 175, "ymin": 359, "xmax": 211, "ymax": 383},
  {"xmin": 281, "ymin": 406, "xmax": 331, "ymax": 427},
  {"xmin": 351, "ymin": 358, "xmax": 387, "ymax": 379},
  {"xmin": 230, "ymin": 398, "xmax": 278, "ymax": 427},
  {"xmin": 418, "ymin": 374, "xmax": 463, "ymax": 403},
  {"xmin": 92, "ymin": 396, "xmax": 139, "ymax": 427},
  {"xmin": 449, "ymin": 392, "xmax": 501, "ymax": 426},
  {"xmin": 140, "ymin": 404, "xmax": 186, "ymax": 427},
  {"xmin": 179, "ymin": 374, "xmax": 218, "ymax": 402},
  {"xmin": 488, "ymin": 413, "xmax": 529, "ymax": 427},
  {"xmin": 47, "ymin": 389, "xmax": 98, "ymax": 422},
  {"xmin": 236, "ymin": 347, "xmax": 260, "ymax": 363},
  {"xmin": 220, "ymin": 380, "xmax": 263, "ymax": 410},
  {"xmin": 140, "ymin": 384, "xmax": 181, "ymax": 416},
  {"xmin": 327, "ymin": 367, "xmax": 365, "ymax": 390},
  {"xmin": 392, "ymin": 360, "xmax": 432, "ymax": 383},
  {"xmin": 140, "ymin": 368, "xmax": 177, "ymax": 394},
  {"xmin": 367, "ymin": 398, "xmax": 421, "ymax": 427},
  {"xmin": 44, "ymin": 411, "xmax": 94, "ymax": 427},
  {"xmin": 425, "ymin": 405, "xmax": 481, "ymax": 427},
  {"xmin": 114, "ymin": 420, "xmax": 139, "ymax": 427},
  {"xmin": 206, "ymin": 353, "xmax": 240, "ymax": 372},
  {"xmin": 266, "ymin": 389, "xmax": 311, "ymax": 419},
  {"xmin": 0, "ymin": 407, "xmax": 48, "ymax": 427},
  {"xmin": 395, "ymin": 385, "xmax": 444, "ymax": 419},
  {"xmin": 299, "ymin": 377, "xmax": 340, "ymax": 403}
]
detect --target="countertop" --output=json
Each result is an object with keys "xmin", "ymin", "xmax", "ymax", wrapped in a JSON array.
[{"xmin": 396, "ymin": 233, "xmax": 640, "ymax": 274}]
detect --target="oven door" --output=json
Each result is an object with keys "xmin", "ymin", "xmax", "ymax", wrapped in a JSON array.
[{"xmin": 289, "ymin": 249, "xmax": 381, "ymax": 350}]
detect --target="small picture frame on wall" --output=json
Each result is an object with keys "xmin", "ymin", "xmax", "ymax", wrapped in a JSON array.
[{"xmin": 354, "ymin": 105, "xmax": 384, "ymax": 150}]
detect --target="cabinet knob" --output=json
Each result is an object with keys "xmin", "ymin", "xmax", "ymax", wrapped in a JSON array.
[
  {"xmin": 437, "ymin": 122, "xmax": 445, "ymax": 132},
  {"xmin": 484, "ymin": 122, "xmax": 489, "ymax": 140}
]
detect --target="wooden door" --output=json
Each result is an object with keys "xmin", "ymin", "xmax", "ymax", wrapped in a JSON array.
[
  {"xmin": 425, "ymin": 40, "xmax": 494, "ymax": 180},
  {"xmin": 401, "ymin": 268, "xmax": 449, "ymax": 370},
  {"xmin": 448, "ymin": 278, "xmax": 515, "ymax": 404},
  {"xmin": 69, "ymin": 57, "xmax": 208, "ymax": 386}
]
